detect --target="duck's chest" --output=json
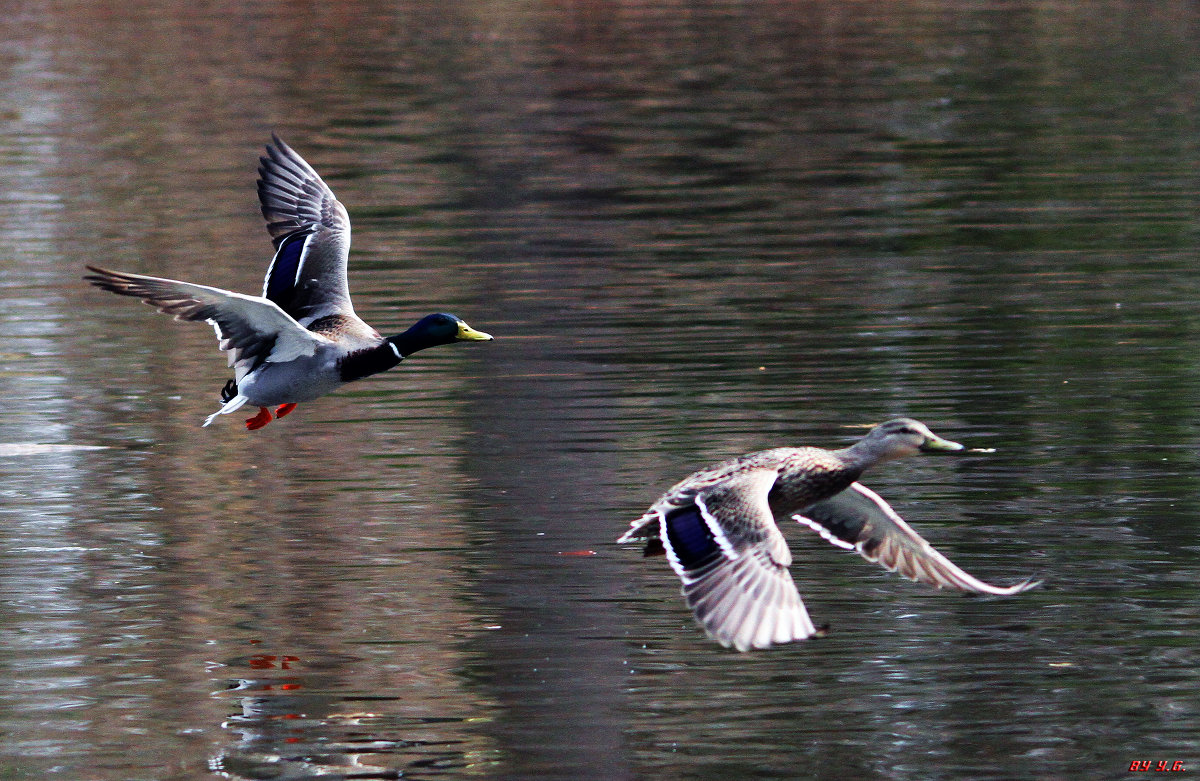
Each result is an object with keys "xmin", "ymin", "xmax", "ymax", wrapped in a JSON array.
[{"xmin": 766, "ymin": 449, "xmax": 860, "ymax": 516}]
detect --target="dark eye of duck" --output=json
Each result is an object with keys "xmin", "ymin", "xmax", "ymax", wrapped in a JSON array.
[{"xmin": 877, "ymin": 420, "xmax": 920, "ymax": 437}]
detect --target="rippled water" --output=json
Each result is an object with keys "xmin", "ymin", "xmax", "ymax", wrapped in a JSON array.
[{"xmin": 3, "ymin": 1, "xmax": 1200, "ymax": 779}]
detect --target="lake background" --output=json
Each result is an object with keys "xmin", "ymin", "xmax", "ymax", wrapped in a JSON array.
[{"xmin": 3, "ymin": 1, "xmax": 1200, "ymax": 778}]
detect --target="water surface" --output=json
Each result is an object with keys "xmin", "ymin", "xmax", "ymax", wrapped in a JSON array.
[{"xmin": 2, "ymin": 1, "xmax": 1200, "ymax": 779}]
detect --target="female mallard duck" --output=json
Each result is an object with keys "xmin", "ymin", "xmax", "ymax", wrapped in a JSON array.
[
  {"xmin": 618, "ymin": 418, "xmax": 1039, "ymax": 651},
  {"xmin": 86, "ymin": 135, "xmax": 492, "ymax": 430}
]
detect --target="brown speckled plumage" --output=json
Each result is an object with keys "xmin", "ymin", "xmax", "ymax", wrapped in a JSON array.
[
  {"xmin": 306, "ymin": 313, "xmax": 381, "ymax": 341},
  {"xmin": 618, "ymin": 419, "xmax": 1040, "ymax": 652}
]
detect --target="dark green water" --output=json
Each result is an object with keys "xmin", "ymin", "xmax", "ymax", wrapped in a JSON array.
[{"xmin": 2, "ymin": 1, "xmax": 1199, "ymax": 778}]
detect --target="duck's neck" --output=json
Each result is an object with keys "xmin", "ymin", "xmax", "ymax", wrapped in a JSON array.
[
  {"xmin": 832, "ymin": 442, "xmax": 880, "ymax": 473},
  {"xmin": 338, "ymin": 341, "xmax": 405, "ymax": 383},
  {"xmin": 389, "ymin": 326, "xmax": 445, "ymax": 358},
  {"xmin": 338, "ymin": 324, "xmax": 449, "ymax": 382}
]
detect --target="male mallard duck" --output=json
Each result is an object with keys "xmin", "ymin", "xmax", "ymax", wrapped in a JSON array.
[
  {"xmin": 86, "ymin": 135, "xmax": 492, "ymax": 430},
  {"xmin": 618, "ymin": 419, "xmax": 1039, "ymax": 651}
]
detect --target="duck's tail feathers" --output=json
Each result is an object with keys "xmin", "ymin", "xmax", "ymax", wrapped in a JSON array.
[
  {"xmin": 204, "ymin": 394, "xmax": 249, "ymax": 427},
  {"xmin": 617, "ymin": 512, "xmax": 660, "ymax": 545}
]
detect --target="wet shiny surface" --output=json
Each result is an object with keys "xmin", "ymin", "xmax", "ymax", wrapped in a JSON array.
[{"xmin": 3, "ymin": 1, "xmax": 1200, "ymax": 778}]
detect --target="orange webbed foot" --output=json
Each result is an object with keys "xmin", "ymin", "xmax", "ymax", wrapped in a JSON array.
[
  {"xmin": 274, "ymin": 403, "xmax": 298, "ymax": 419},
  {"xmin": 245, "ymin": 407, "xmax": 273, "ymax": 430}
]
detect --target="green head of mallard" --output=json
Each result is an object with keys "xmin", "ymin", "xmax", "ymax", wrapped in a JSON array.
[
  {"xmin": 389, "ymin": 313, "xmax": 493, "ymax": 357},
  {"xmin": 849, "ymin": 418, "xmax": 964, "ymax": 464}
]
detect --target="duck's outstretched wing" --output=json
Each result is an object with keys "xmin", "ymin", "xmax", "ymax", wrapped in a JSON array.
[
  {"xmin": 257, "ymin": 134, "xmax": 354, "ymax": 324},
  {"xmin": 84, "ymin": 265, "xmax": 327, "ymax": 379},
  {"xmin": 796, "ymin": 482, "xmax": 1040, "ymax": 595},
  {"xmin": 625, "ymin": 469, "xmax": 818, "ymax": 652}
]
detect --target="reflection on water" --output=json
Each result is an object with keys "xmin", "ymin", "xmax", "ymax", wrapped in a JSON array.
[
  {"xmin": 3, "ymin": 0, "xmax": 1200, "ymax": 779},
  {"xmin": 212, "ymin": 650, "xmax": 499, "ymax": 778}
]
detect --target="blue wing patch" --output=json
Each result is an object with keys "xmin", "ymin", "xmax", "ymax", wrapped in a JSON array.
[
  {"xmin": 663, "ymin": 505, "xmax": 722, "ymax": 570},
  {"xmin": 263, "ymin": 228, "xmax": 312, "ymax": 311}
]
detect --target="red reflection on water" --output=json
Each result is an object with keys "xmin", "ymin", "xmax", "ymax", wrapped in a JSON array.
[{"xmin": 247, "ymin": 654, "xmax": 301, "ymax": 670}]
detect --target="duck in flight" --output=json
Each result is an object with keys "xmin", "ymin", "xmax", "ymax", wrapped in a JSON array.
[
  {"xmin": 86, "ymin": 135, "xmax": 492, "ymax": 430},
  {"xmin": 618, "ymin": 419, "xmax": 1039, "ymax": 651}
]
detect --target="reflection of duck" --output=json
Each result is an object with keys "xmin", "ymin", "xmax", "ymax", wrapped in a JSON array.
[
  {"xmin": 619, "ymin": 419, "xmax": 1040, "ymax": 651},
  {"xmin": 86, "ymin": 135, "xmax": 492, "ymax": 430}
]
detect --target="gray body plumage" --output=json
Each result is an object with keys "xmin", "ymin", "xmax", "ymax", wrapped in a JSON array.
[{"xmin": 233, "ymin": 349, "xmax": 345, "ymax": 406}]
